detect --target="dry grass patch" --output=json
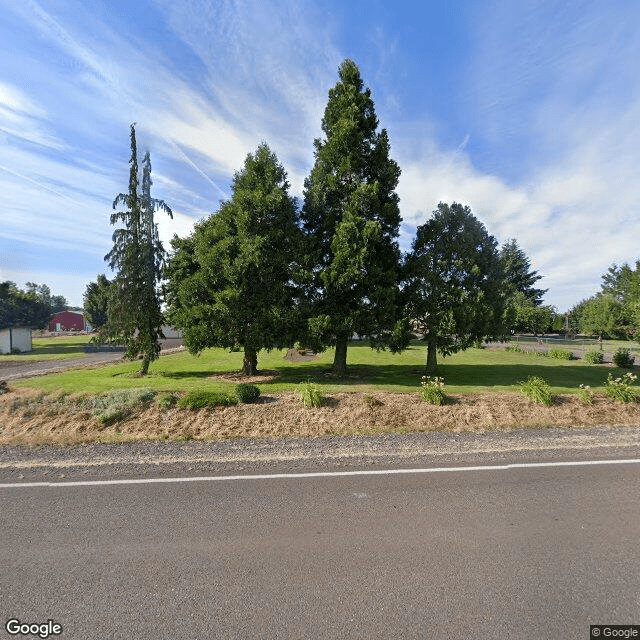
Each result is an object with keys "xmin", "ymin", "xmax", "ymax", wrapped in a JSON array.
[{"xmin": 1, "ymin": 386, "xmax": 640, "ymax": 445}]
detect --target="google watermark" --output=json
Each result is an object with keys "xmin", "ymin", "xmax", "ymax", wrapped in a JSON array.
[
  {"xmin": 591, "ymin": 626, "xmax": 640, "ymax": 638},
  {"xmin": 5, "ymin": 619, "xmax": 62, "ymax": 638}
]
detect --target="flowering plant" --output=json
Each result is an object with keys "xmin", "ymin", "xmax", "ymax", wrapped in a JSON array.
[
  {"xmin": 419, "ymin": 376, "xmax": 446, "ymax": 405},
  {"xmin": 604, "ymin": 372, "xmax": 638, "ymax": 403},
  {"xmin": 578, "ymin": 384, "xmax": 593, "ymax": 404}
]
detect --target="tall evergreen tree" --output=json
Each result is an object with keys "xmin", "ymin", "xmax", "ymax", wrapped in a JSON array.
[
  {"xmin": 499, "ymin": 239, "xmax": 547, "ymax": 305},
  {"xmin": 165, "ymin": 143, "xmax": 301, "ymax": 376},
  {"xmin": 404, "ymin": 203, "xmax": 505, "ymax": 373},
  {"xmin": 301, "ymin": 59, "xmax": 407, "ymax": 375},
  {"xmin": 103, "ymin": 124, "xmax": 173, "ymax": 376}
]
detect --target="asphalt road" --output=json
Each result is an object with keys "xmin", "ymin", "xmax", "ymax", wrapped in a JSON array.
[{"xmin": 1, "ymin": 435, "xmax": 639, "ymax": 640}]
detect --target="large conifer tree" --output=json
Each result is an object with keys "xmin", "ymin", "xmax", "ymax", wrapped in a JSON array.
[
  {"xmin": 404, "ymin": 202, "xmax": 505, "ymax": 373},
  {"xmin": 301, "ymin": 59, "xmax": 407, "ymax": 374},
  {"xmin": 103, "ymin": 124, "xmax": 173, "ymax": 376},
  {"xmin": 165, "ymin": 143, "xmax": 301, "ymax": 376}
]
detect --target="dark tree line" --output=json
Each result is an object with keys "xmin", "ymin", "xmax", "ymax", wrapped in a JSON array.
[{"xmin": 0, "ymin": 281, "xmax": 68, "ymax": 330}]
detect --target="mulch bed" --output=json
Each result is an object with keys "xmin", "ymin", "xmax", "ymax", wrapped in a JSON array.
[{"xmin": 284, "ymin": 348, "xmax": 319, "ymax": 362}]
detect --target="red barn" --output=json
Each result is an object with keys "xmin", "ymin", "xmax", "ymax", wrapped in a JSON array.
[{"xmin": 49, "ymin": 311, "xmax": 85, "ymax": 332}]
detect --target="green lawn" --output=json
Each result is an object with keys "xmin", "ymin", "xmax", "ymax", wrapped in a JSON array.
[
  {"xmin": 12, "ymin": 340, "xmax": 627, "ymax": 396},
  {"xmin": 1, "ymin": 335, "xmax": 92, "ymax": 361},
  {"xmin": 512, "ymin": 335, "xmax": 640, "ymax": 357}
]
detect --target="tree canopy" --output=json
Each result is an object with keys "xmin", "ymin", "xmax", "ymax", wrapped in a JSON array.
[
  {"xmin": 300, "ymin": 58, "xmax": 407, "ymax": 374},
  {"xmin": 102, "ymin": 124, "xmax": 173, "ymax": 375},
  {"xmin": 83, "ymin": 274, "xmax": 112, "ymax": 329},
  {"xmin": 0, "ymin": 281, "xmax": 51, "ymax": 330},
  {"xmin": 165, "ymin": 143, "xmax": 302, "ymax": 375},
  {"xmin": 403, "ymin": 202, "xmax": 505, "ymax": 373}
]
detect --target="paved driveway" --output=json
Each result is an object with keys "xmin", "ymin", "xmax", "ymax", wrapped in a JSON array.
[{"xmin": 0, "ymin": 338, "xmax": 184, "ymax": 381}]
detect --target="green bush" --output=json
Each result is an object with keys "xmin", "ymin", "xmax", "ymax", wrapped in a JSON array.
[
  {"xmin": 156, "ymin": 393, "xmax": 177, "ymax": 408},
  {"xmin": 235, "ymin": 383, "xmax": 261, "ymax": 404},
  {"xmin": 91, "ymin": 388, "xmax": 156, "ymax": 426},
  {"xmin": 548, "ymin": 347, "xmax": 574, "ymax": 360},
  {"xmin": 577, "ymin": 384, "xmax": 593, "ymax": 404},
  {"xmin": 584, "ymin": 349, "xmax": 604, "ymax": 364},
  {"xmin": 613, "ymin": 348, "xmax": 635, "ymax": 369},
  {"xmin": 520, "ymin": 376, "xmax": 553, "ymax": 405},
  {"xmin": 604, "ymin": 372, "xmax": 638, "ymax": 403},
  {"xmin": 298, "ymin": 381, "xmax": 323, "ymax": 407},
  {"xmin": 505, "ymin": 343, "xmax": 525, "ymax": 354},
  {"xmin": 177, "ymin": 390, "xmax": 236, "ymax": 410},
  {"xmin": 419, "ymin": 376, "xmax": 446, "ymax": 405}
]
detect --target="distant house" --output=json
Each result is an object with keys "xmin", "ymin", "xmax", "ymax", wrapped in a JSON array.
[
  {"xmin": 161, "ymin": 325, "xmax": 183, "ymax": 339},
  {"xmin": 49, "ymin": 311, "xmax": 85, "ymax": 332},
  {"xmin": 0, "ymin": 327, "xmax": 32, "ymax": 354}
]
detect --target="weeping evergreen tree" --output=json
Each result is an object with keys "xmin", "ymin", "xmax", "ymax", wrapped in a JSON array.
[
  {"xmin": 103, "ymin": 124, "xmax": 173, "ymax": 376},
  {"xmin": 301, "ymin": 59, "xmax": 409, "ymax": 375}
]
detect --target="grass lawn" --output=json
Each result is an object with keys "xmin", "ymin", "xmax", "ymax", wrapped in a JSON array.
[
  {"xmin": 12, "ymin": 340, "xmax": 627, "ymax": 396},
  {"xmin": 0, "ymin": 335, "xmax": 92, "ymax": 362},
  {"xmin": 513, "ymin": 335, "xmax": 640, "ymax": 357}
]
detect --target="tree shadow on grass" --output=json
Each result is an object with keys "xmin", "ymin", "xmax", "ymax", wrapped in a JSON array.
[
  {"xmin": 22, "ymin": 344, "xmax": 85, "ymax": 356},
  {"xmin": 156, "ymin": 370, "xmax": 217, "ymax": 380},
  {"xmin": 258, "ymin": 361, "xmax": 614, "ymax": 390}
]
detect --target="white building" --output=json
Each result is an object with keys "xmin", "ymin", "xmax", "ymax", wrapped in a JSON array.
[{"xmin": 0, "ymin": 327, "xmax": 32, "ymax": 354}]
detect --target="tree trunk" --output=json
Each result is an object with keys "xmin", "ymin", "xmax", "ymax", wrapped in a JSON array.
[
  {"xmin": 242, "ymin": 346, "xmax": 258, "ymax": 376},
  {"xmin": 332, "ymin": 333, "xmax": 349, "ymax": 375},
  {"xmin": 136, "ymin": 353, "xmax": 151, "ymax": 377},
  {"xmin": 425, "ymin": 338, "xmax": 438, "ymax": 375}
]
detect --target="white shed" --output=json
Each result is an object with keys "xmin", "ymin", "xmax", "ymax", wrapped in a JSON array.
[{"xmin": 0, "ymin": 327, "xmax": 32, "ymax": 354}]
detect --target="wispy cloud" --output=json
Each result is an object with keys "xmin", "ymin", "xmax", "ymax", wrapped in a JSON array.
[{"xmin": 1, "ymin": 0, "xmax": 639, "ymax": 313}]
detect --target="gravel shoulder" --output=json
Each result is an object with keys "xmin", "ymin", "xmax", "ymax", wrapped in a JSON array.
[{"xmin": 1, "ymin": 425, "xmax": 639, "ymax": 482}]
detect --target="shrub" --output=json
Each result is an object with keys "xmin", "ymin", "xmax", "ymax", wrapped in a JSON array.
[
  {"xmin": 91, "ymin": 388, "xmax": 156, "ymax": 426},
  {"xmin": 235, "ymin": 383, "xmax": 261, "ymax": 404},
  {"xmin": 505, "ymin": 344, "xmax": 525, "ymax": 354},
  {"xmin": 604, "ymin": 372, "xmax": 638, "ymax": 403},
  {"xmin": 156, "ymin": 393, "xmax": 177, "ymax": 408},
  {"xmin": 177, "ymin": 390, "xmax": 236, "ymax": 410},
  {"xmin": 419, "ymin": 376, "xmax": 446, "ymax": 405},
  {"xmin": 577, "ymin": 384, "xmax": 593, "ymax": 404},
  {"xmin": 548, "ymin": 347, "xmax": 574, "ymax": 360},
  {"xmin": 584, "ymin": 349, "xmax": 604, "ymax": 364},
  {"xmin": 520, "ymin": 376, "xmax": 553, "ymax": 405},
  {"xmin": 613, "ymin": 348, "xmax": 635, "ymax": 369},
  {"xmin": 298, "ymin": 381, "xmax": 322, "ymax": 407}
]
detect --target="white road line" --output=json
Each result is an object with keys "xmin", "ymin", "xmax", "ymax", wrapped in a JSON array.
[{"xmin": 1, "ymin": 458, "xmax": 639, "ymax": 489}]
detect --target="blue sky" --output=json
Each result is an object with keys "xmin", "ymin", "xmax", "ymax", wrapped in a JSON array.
[{"xmin": 1, "ymin": 0, "xmax": 639, "ymax": 312}]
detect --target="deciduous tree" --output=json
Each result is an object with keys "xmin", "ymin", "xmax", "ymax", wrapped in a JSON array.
[
  {"xmin": 83, "ymin": 274, "xmax": 112, "ymax": 329},
  {"xmin": 0, "ymin": 281, "xmax": 50, "ymax": 329}
]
